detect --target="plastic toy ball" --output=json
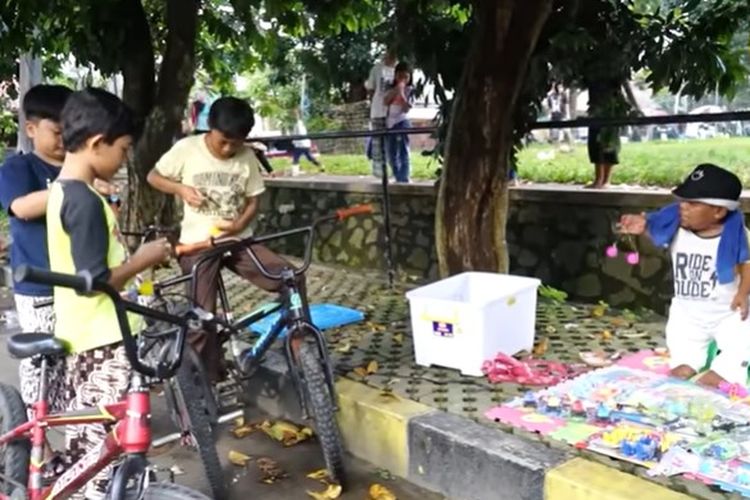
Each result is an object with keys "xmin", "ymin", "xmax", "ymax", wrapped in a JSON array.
[
  {"xmin": 626, "ymin": 252, "xmax": 640, "ymax": 265},
  {"xmin": 605, "ymin": 245, "xmax": 618, "ymax": 258}
]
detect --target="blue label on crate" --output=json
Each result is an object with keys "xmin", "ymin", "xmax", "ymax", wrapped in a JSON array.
[{"xmin": 432, "ymin": 321, "xmax": 454, "ymax": 337}]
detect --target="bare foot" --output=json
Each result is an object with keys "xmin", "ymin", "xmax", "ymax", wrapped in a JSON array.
[
  {"xmin": 696, "ymin": 369, "xmax": 726, "ymax": 388},
  {"xmin": 584, "ymin": 182, "xmax": 602, "ymax": 189},
  {"xmin": 670, "ymin": 364, "xmax": 697, "ymax": 380}
]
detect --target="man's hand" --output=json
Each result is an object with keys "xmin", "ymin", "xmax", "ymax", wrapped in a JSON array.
[
  {"xmin": 178, "ymin": 185, "xmax": 204, "ymax": 208},
  {"xmin": 618, "ymin": 213, "xmax": 647, "ymax": 235},
  {"xmin": 93, "ymin": 178, "xmax": 118, "ymax": 196},
  {"xmin": 132, "ymin": 238, "xmax": 173, "ymax": 268},
  {"xmin": 732, "ymin": 293, "xmax": 750, "ymax": 321}
]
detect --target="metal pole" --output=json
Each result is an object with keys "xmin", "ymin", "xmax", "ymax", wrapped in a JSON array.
[{"xmin": 378, "ymin": 127, "xmax": 396, "ymax": 288}]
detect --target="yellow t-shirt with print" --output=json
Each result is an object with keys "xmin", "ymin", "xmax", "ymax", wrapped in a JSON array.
[
  {"xmin": 47, "ymin": 180, "xmax": 143, "ymax": 354},
  {"xmin": 154, "ymin": 134, "xmax": 266, "ymax": 244}
]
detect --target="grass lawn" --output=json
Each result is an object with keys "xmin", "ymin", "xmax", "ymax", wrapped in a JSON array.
[{"xmin": 269, "ymin": 137, "xmax": 750, "ymax": 188}]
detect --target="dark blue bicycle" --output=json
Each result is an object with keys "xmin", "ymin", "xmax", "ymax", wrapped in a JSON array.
[{"xmin": 153, "ymin": 204, "xmax": 373, "ymax": 487}]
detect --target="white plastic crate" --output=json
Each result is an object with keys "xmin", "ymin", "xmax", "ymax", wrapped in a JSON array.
[{"xmin": 405, "ymin": 272, "xmax": 541, "ymax": 376}]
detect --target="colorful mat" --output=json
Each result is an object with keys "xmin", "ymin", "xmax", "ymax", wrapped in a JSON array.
[{"xmin": 485, "ymin": 354, "xmax": 750, "ymax": 497}]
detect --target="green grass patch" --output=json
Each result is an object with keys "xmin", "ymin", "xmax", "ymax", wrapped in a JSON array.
[{"xmin": 270, "ymin": 137, "xmax": 750, "ymax": 188}]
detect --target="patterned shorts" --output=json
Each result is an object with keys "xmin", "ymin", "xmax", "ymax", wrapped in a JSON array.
[
  {"xmin": 64, "ymin": 343, "xmax": 131, "ymax": 499},
  {"xmin": 14, "ymin": 294, "xmax": 67, "ymax": 412}
]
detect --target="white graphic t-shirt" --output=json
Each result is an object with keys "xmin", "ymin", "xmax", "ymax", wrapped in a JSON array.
[
  {"xmin": 670, "ymin": 228, "xmax": 739, "ymax": 314},
  {"xmin": 155, "ymin": 134, "xmax": 265, "ymax": 244},
  {"xmin": 365, "ymin": 62, "xmax": 395, "ymax": 119}
]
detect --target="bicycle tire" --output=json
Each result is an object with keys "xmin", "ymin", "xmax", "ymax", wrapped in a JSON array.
[
  {"xmin": 0, "ymin": 383, "xmax": 30, "ymax": 494},
  {"xmin": 297, "ymin": 341, "xmax": 347, "ymax": 486},
  {"xmin": 169, "ymin": 350, "xmax": 228, "ymax": 500},
  {"xmin": 139, "ymin": 481, "xmax": 211, "ymax": 499}
]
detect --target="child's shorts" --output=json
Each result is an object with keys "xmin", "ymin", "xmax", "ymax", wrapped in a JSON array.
[{"xmin": 666, "ymin": 301, "xmax": 750, "ymax": 384}]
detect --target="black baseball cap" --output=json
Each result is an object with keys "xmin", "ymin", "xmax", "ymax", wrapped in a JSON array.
[{"xmin": 672, "ymin": 163, "xmax": 742, "ymax": 210}]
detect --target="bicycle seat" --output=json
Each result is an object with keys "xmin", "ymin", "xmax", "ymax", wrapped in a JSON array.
[{"xmin": 7, "ymin": 333, "xmax": 67, "ymax": 359}]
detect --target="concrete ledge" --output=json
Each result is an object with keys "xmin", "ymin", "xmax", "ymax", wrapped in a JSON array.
[
  {"xmin": 335, "ymin": 379, "xmax": 433, "ymax": 478},
  {"xmin": 408, "ymin": 411, "xmax": 568, "ymax": 500},
  {"xmin": 246, "ymin": 352, "xmax": 696, "ymax": 500},
  {"xmin": 545, "ymin": 458, "xmax": 693, "ymax": 500}
]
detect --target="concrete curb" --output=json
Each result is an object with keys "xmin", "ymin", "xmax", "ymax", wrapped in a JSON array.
[{"xmin": 245, "ymin": 351, "xmax": 691, "ymax": 500}]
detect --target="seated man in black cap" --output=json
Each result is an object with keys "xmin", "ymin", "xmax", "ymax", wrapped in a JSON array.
[{"xmin": 619, "ymin": 163, "xmax": 750, "ymax": 389}]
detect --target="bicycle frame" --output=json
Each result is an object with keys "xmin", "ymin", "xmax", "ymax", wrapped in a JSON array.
[{"xmin": 0, "ymin": 368, "xmax": 151, "ymax": 500}]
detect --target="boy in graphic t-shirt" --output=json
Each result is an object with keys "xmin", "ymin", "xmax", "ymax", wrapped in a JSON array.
[
  {"xmin": 620, "ymin": 164, "xmax": 750, "ymax": 388},
  {"xmin": 147, "ymin": 96, "xmax": 306, "ymax": 381}
]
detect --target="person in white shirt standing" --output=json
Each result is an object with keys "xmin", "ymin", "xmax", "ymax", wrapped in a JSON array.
[{"xmin": 365, "ymin": 47, "xmax": 397, "ymax": 179}]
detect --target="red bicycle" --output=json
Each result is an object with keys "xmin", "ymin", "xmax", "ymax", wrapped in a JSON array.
[{"xmin": 0, "ymin": 266, "xmax": 218, "ymax": 500}]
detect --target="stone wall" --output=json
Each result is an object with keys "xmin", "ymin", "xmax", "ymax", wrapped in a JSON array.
[
  {"xmin": 256, "ymin": 178, "xmax": 740, "ymax": 314},
  {"xmin": 315, "ymin": 101, "xmax": 370, "ymax": 155}
]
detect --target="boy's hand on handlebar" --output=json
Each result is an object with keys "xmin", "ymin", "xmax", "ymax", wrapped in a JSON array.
[
  {"xmin": 178, "ymin": 185, "xmax": 204, "ymax": 208},
  {"xmin": 618, "ymin": 213, "xmax": 646, "ymax": 235},
  {"xmin": 133, "ymin": 238, "xmax": 173, "ymax": 268}
]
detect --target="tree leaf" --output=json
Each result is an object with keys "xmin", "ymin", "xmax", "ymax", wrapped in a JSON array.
[
  {"xmin": 228, "ymin": 450, "xmax": 252, "ymax": 467},
  {"xmin": 369, "ymin": 483, "xmax": 397, "ymax": 500},
  {"xmin": 260, "ymin": 420, "xmax": 315, "ymax": 446},
  {"xmin": 307, "ymin": 483, "xmax": 342, "ymax": 499},
  {"xmin": 306, "ymin": 469, "xmax": 330, "ymax": 481},
  {"xmin": 367, "ymin": 360, "xmax": 379, "ymax": 374}
]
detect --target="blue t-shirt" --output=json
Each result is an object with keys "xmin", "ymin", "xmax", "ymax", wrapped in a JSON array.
[{"xmin": 0, "ymin": 153, "xmax": 61, "ymax": 296}]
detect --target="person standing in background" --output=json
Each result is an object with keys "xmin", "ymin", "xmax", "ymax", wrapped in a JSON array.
[
  {"xmin": 290, "ymin": 108, "xmax": 322, "ymax": 176},
  {"xmin": 384, "ymin": 62, "xmax": 412, "ymax": 183},
  {"xmin": 365, "ymin": 47, "xmax": 397, "ymax": 179}
]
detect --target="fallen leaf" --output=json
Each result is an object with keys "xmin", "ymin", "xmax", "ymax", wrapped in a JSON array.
[
  {"xmin": 378, "ymin": 388, "xmax": 399, "ymax": 401},
  {"xmin": 260, "ymin": 420, "xmax": 314, "ymax": 446},
  {"xmin": 336, "ymin": 342, "xmax": 352, "ymax": 353},
  {"xmin": 609, "ymin": 317, "xmax": 629, "ymax": 328},
  {"xmin": 369, "ymin": 483, "xmax": 397, "ymax": 500},
  {"xmin": 532, "ymin": 338, "xmax": 549, "ymax": 357},
  {"xmin": 392, "ymin": 333, "xmax": 404, "ymax": 344},
  {"xmin": 256, "ymin": 457, "xmax": 287, "ymax": 483},
  {"xmin": 544, "ymin": 325, "xmax": 557, "ymax": 334},
  {"xmin": 306, "ymin": 469, "xmax": 330, "ymax": 481},
  {"xmin": 353, "ymin": 367, "xmax": 369, "ymax": 377},
  {"xmin": 600, "ymin": 330, "xmax": 613, "ymax": 341},
  {"xmin": 367, "ymin": 360, "xmax": 379, "ymax": 374},
  {"xmin": 232, "ymin": 422, "xmax": 259, "ymax": 439},
  {"xmin": 228, "ymin": 450, "xmax": 252, "ymax": 467},
  {"xmin": 306, "ymin": 483, "xmax": 342, "ymax": 499}
]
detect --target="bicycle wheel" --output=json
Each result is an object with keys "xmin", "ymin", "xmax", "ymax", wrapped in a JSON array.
[
  {"xmin": 0, "ymin": 383, "xmax": 30, "ymax": 494},
  {"xmin": 166, "ymin": 347, "xmax": 227, "ymax": 500},
  {"xmin": 297, "ymin": 340, "xmax": 346, "ymax": 486}
]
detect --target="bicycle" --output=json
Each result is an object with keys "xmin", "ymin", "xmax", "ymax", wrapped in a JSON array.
[
  {"xmin": 158, "ymin": 204, "xmax": 374, "ymax": 487},
  {"xmin": 0, "ymin": 265, "xmax": 222, "ymax": 500},
  {"xmin": 27, "ymin": 226, "xmax": 228, "ymax": 500}
]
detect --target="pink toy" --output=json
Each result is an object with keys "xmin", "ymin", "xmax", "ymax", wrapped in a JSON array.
[
  {"xmin": 481, "ymin": 353, "xmax": 587, "ymax": 386},
  {"xmin": 718, "ymin": 381, "xmax": 749, "ymax": 399},
  {"xmin": 606, "ymin": 224, "xmax": 640, "ymax": 265}
]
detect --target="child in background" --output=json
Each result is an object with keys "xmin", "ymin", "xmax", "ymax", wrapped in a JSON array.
[
  {"xmin": 619, "ymin": 164, "xmax": 750, "ymax": 389},
  {"xmin": 384, "ymin": 62, "xmax": 412, "ymax": 183}
]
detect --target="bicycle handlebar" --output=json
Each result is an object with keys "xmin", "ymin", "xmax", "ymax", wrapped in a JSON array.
[
  {"xmin": 14, "ymin": 265, "xmax": 203, "ymax": 379},
  {"xmin": 174, "ymin": 204, "xmax": 374, "ymax": 282}
]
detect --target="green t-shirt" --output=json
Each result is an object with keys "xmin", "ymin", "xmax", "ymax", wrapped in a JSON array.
[{"xmin": 47, "ymin": 180, "xmax": 142, "ymax": 353}]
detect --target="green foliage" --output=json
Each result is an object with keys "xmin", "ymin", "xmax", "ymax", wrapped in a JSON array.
[{"xmin": 539, "ymin": 285, "xmax": 568, "ymax": 303}]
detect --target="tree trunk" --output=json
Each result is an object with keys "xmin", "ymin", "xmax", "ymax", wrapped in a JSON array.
[
  {"xmin": 124, "ymin": 0, "xmax": 199, "ymax": 230},
  {"xmin": 435, "ymin": 0, "xmax": 552, "ymax": 276}
]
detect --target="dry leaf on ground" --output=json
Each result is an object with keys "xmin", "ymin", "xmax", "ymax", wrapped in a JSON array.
[
  {"xmin": 367, "ymin": 360, "xmax": 379, "ymax": 374},
  {"xmin": 231, "ymin": 418, "xmax": 259, "ymax": 438},
  {"xmin": 228, "ymin": 450, "xmax": 252, "ymax": 467},
  {"xmin": 306, "ymin": 483, "xmax": 342, "ymax": 499},
  {"xmin": 336, "ymin": 342, "xmax": 352, "ymax": 353},
  {"xmin": 392, "ymin": 333, "xmax": 404, "ymax": 344},
  {"xmin": 369, "ymin": 483, "xmax": 397, "ymax": 500},
  {"xmin": 256, "ymin": 457, "xmax": 288, "ymax": 484},
  {"xmin": 260, "ymin": 420, "xmax": 314, "ymax": 446},
  {"xmin": 600, "ymin": 330, "xmax": 613, "ymax": 341},
  {"xmin": 532, "ymin": 338, "xmax": 549, "ymax": 357},
  {"xmin": 306, "ymin": 469, "xmax": 330, "ymax": 482}
]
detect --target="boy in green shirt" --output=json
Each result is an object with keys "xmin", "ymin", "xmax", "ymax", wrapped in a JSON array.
[{"xmin": 49, "ymin": 88, "xmax": 171, "ymax": 497}]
